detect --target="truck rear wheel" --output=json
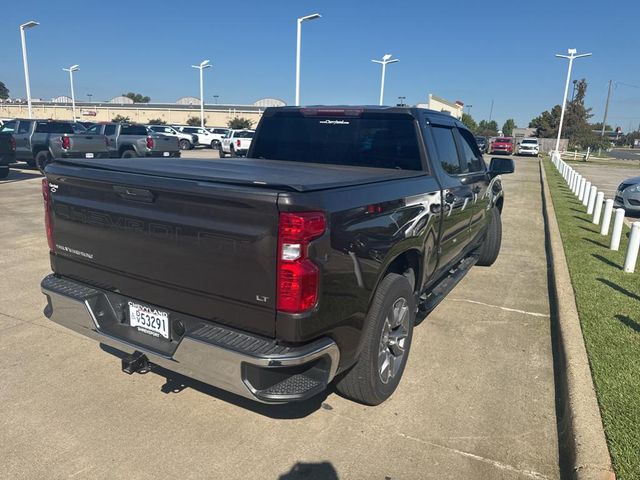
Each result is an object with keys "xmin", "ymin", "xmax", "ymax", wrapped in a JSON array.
[
  {"xmin": 35, "ymin": 151, "xmax": 51, "ymax": 173},
  {"xmin": 476, "ymin": 207, "xmax": 502, "ymax": 267},
  {"xmin": 121, "ymin": 150, "xmax": 137, "ymax": 158},
  {"xmin": 335, "ymin": 273, "xmax": 415, "ymax": 405}
]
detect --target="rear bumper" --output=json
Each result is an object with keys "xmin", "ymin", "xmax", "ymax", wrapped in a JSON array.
[
  {"xmin": 144, "ymin": 151, "xmax": 181, "ymax": 158},
  {"xmin": 0, "ymin": 153, "xmax": 14, "ymax": 167},
  {"xmin": 59, "ymin": 152, "xmax": 110, "ymax": 159},
  {"xmin": 41, "ymin": 274, "xmax": 339, "ymax": 403}
]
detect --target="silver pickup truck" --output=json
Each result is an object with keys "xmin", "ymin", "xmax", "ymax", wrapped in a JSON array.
[
  {"xmin": 0, "ymin": 119, "xmax": 109, "ymax": 171},
  {"xmin": 86, "ymin": 123, "xmax": 180, "ymax": 158}
]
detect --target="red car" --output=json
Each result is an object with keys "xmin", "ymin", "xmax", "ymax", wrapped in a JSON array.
[{"xmin": 490, "ymin": 137, "xmax": 513, "ymax": 155}]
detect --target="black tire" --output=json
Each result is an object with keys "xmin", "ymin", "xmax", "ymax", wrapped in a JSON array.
[
  {"xmin": 335, "ymin": 273, "xmax": 415, "ymax": 405},
  {"xmin": 476, "ymin": 207, "xmax": 502, "ymax": 267},
  {"xmin": 178, "ymin": 139, "xmax": 191, "ymax": 150},
  {"xmin": 121, "ymin": 150, "xmax": 137, "ymax": 158},
  {"xmin": 218, "ymin": 145, "xmax": 226, "ymax": 158},
  {"xmin": 35, "ymin": 150, "xmax": 51, "ymax": 173},
  {"xmin": 230, "ymin": 146, "xmax": 235, "ymax": 157},
  {"xmin": 210, "ymin": 140, "xmax": 219, "ymax": 149},
  {"xmin": 25, "ymin": 159, "xmax": 36, "ymax": 168},
  {"xmin": 0, "ymin": 167, "xmax": 8, "ymax": 180}
]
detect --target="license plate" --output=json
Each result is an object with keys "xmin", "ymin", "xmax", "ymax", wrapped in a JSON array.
[
  {"xmin": 163, "ymin": 152, "xmax": 170, "ymax": 157},
  {"xmin": 128, "ymin": 302, "xmax": 170, "ymax": 339},
  {"xmin": 85, "ymin": 153, "xmax": 94, "ymax": 159}
]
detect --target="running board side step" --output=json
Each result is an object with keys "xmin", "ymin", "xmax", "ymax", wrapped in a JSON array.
[{"xmin": 416, "ymin": 254, "xmax": 478, "ymax": 324}]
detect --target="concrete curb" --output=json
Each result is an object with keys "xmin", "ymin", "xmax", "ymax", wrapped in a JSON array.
[{"xmin": 539, "ymin": 160, "xmax": 616, "ymax": 480}]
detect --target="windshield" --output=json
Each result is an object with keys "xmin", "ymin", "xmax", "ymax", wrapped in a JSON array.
[
  {"xmin": 235, "ymin": 131, "xmax": 254, "ymax": 139},
  {"xmin": 495, "ymin": 138, "xmax": 511, "ymax": 143},
  {"xmin": 521, "ymin": 139, "xmax": 537, "ymax": 144},
  {"xmin": 251, "ymin": 113, "xmax": 421, "ymax": 170}
]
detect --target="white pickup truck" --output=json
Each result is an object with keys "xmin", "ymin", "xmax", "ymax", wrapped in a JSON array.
[{"xmin": 219, "ymin": 129, "xmax": 255, "ymax": 157}]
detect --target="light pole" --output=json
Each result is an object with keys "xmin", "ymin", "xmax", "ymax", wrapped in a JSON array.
[
  {"xmin": 554, "ymin": 49, "xmax": 592, "ymax": 152},
  {"xmin": 19, "ymin": 20, "xmax": 39, "ymax": 119},
  {"xmin": 87, "ymin": 93, "xmax": 93, "ymax": 103},
  {"xmin": 465, "ymin": 104, "xmax": 473, "ymax": 116},
  {"xmin": 191, "ymin": 59, "xmax": 211, "ymax": 128},
  {"xmin": 372, "ymin": 54, "xmax": 399, "ymax": 106},
  {"xmin": 213, "ymin": 95, "xmax": 219, "ymax": 104},
  {"xmin": 295, "ymin": 13, "xmax": 321, "ymax": 106},
  {"xmin": 63, "ymin": 64, "xmax": 79, "ymax": 120},
  {"xmin": 398, "ymin": 96, "xmax": 406, "ymax": 106}
]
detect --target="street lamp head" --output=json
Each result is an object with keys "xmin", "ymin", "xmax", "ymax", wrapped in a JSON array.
[
  {"xmin": 382, "ymin": 54, "xmax": 392, "ymax": 61},
  {"xmin": 299, "ymin": 13, "xmax": 321, "ymax": 22},
  {"xmin": 20, "ymin": 20, "xmax": 39, "ymax": 30},
  {"xmin": 200, "ymin": 59, "xmax": 210, "ymax": 67},
  {"xmin": 70, "ymin": 64, "xmax": 79, "ymax": 72},
  {"xmin": 567, "ymin": 48, "xmax": 577, "ymax": 55}
]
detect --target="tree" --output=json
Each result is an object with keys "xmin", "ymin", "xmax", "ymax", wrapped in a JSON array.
[
  {"xmin": 529, "ymin": 105, "xmax": 561, "ymax": 138},
  {"xmin": 502, "ymin": 118, "xmax": 516, "ymax": 137},
  {"xmin": 461, "ymin": 113, "xmax": 477, "ymax": 133},
  {"xmin": 476, "ymin": 120, "xmax": 498, "ymax": 136},
  {"xmin": 590, "ymin": 122, "xmax": 612, "ymax": 132},
  {"xmin": 112, "ymin": 114, "xmax": 131, "ymax": 123},
  {"xmin": 228, "ymin": 117, "xmax": 254, "ymax": 129},
  {"xmin": 123, "ymin": 92, "xmax": 150, "ymax": 103},
  {"xmin": 0, "ymin": 81, "xmax": 9, "ymax": 100},
  {"xmin": 186, "ymin": 116, "xmax": 204, "ymax": 126},
  {"xmin": 147, "ymin": 118, "xmax": 166, "ymax": 125}
]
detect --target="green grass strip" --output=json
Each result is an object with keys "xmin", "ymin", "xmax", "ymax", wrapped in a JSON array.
[{"xmin": 544, "ymin": 159, "xmax": 640, "ymax": 480}]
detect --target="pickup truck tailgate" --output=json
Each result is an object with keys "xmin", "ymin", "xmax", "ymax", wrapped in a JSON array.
[
  {"xmin": 151, "ymin": 135, "xmax": 179, "ymax": 152},
  {"xmin": 47, "ymin": 169, "xmax": 280, "ymax": 336},
  {"xmin": 54, "ymin": 135, "xmax": 108, "ymax": 154}
]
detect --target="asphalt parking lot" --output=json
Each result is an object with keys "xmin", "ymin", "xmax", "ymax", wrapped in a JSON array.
[
  {"xmin": 569, "ymin": 160, "xmax": 640, "ymax": 222},
  {"xmin": 0, "ymin": 157, "xmax": 561, "ymax": 480}
]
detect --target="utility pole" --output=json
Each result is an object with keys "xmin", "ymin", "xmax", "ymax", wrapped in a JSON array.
[
  {"xmin": 601, "ymin": 80, "xmax": 613, "ymax": 137},
  {"xmin": 488, "ymin": 99, "xmax": 494, "ymax": 121}
]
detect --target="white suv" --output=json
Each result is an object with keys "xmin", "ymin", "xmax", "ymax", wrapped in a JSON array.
[
  {"xmin": 175, "ymin": 126, "xmax": 218, "ymax": 148},
  {"xmin": 517, "ymin": 138, "xmax": 539, "ymax": 156}
]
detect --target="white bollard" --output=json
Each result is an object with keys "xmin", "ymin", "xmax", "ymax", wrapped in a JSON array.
[
  {"xmin": 574, "ymin": 174, "xmax": 582, "ymax": 195},
  {"xmin": 569, "ymin": 169, "xmax": 574, "ymax": 187},
  {"xmin": 578, "ymin": 177, "xmax": 586, "ymax": 199},
  {"xmin": 582, "ymin": 181, "xmax": 592, "ymax": 206},
  {"xmin": 610, "ymin": 208, "xmax": 626, "ymax": 251},
  {"xmin": 600, "ymin": 199, "xmax": 614, "ymax": 235},
  {"xmin": 572, "ymin": 172, "xmax": 579, "ymax": 192},
  {"xmin": 587, "ymin": 186, "xmax": 598, "ymax": 215},
  {"xmin": 623, "ymin": 222, "xmax": 640, "ymax": 273},
  {"xmin": 592, "ymin": 192, "xmax": 604, "ymax": 224}
]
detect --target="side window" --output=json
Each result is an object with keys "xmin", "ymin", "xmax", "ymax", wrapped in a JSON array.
[
  {"xmin": 17, "ymin": 121, "xmax": 32, "ymax": 134},
  {"xmin": 456, "ymin": 128, "xmax": 484, "ymax": 173},
  {"xmin": 0, "ymin": 121, "xmax": 16, "ymax": 133},
  {"xmin": 431, "ymin": 126, "xmax": 462, "ymax": 175},
  {"xmin": 35, "ymin": 122, "xmax": 50, "ymax": 133},
  {"xmin": 104, "ymin": 125, "xmax": 116, "ymax": 135},
  {"xmin": 86, "ymin": 125, "xmax": 101, "ymax": 134}
]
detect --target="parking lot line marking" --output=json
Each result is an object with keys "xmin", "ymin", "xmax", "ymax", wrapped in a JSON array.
[
  {"xmin": 396, "ymin": 432, "xmax": 552, "ymax": 480},
  {"xmin": 448, "ymin": 299, "xmax": 550, "ymax": 318}
]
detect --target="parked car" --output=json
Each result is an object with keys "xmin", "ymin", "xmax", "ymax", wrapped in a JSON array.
[
  {"xmin": 0, "ymin": 130, "xmax": 16, "ymax": 179},
  {"xmin": 1, "ymin": 119, "xmax": 109, "ymax": 171},
  {"xmin": 614, "ymin": 177, "xmax": 640, "ymax": 215},
  {"xmin": 517, "ymin": 138, "xmax": 539, "ymax": 156},
  {"xmin": 490, "ymin": 137, "xmax": 514, "ymax": 155},
  {"xmin": 40, "ymin": 105, "xmax": 514, "ymax": 405},
  {"xmin": 175, "ymin": 126, "xmax": 218, "ymax": 148},
  {"xmin": 148, "ymin": 125, "xmax": 197, "ymax": 150},
  {"xmin": 86, "ymin": 123, "xmax": 180, "ymax": 158},
  {"xmin": 207, "ymin": 127, "xmax": 230, "ymax": 148},
  {"xmin": 475, "ymin": 136, "xmax": 488, "ymax": 153},
  {"xmin": 219, "ymin": 129, "xmax": 255, "ymax": 157}
]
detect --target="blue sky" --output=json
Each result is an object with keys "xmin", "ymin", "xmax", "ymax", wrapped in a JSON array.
[{"xmin": 2, "ymin": 0, "xmax": 639, "ymax": 130}]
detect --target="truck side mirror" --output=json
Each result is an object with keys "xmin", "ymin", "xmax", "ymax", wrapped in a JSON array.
[{"xmin": 489, "ymin": 157, "xmax": 515, "ymax": 177}]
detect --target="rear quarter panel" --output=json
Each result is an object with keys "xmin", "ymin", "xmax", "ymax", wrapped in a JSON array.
[{"xmin": 276, "ymin": 174, "xmax": 442, "ymax": 369}]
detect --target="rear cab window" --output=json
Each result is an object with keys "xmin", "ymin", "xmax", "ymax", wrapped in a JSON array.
[
  {"xmin": 251, "ymin": 111, "xmax": 423, "ymax": 170},
  {"xmin": 120, "ymin": 125, "xmax": 148, "ymax": 136},
  {"xmin": 0, "ymin": 121, "xmax": 17, "ymax": 133}
]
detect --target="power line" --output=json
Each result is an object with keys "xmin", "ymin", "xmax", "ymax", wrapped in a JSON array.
[{"xmin": 615, "ymin": 81, "xmax": 640, "ymax": 90}]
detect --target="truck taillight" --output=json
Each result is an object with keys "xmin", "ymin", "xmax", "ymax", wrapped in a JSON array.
[
  {"xmin": 10, "ymin": 137, "xmax": 16, "ymax": 151},
  {"xmin": 42, "ymin": 179, "xmax": 55, "ymax": 252},
  {"xmin": 236, "ymin": 139, "xmax": 241, "ymax": 147},
  {"xmin": 277, "ymin": 212, "xmax": 326, "ymax": 313},
  {"xmin": 61, "ymin": 136, "xmax": 70, "ymax": 150},
  {"xmin": 146, "ymin": 137, "xmax": 154, "ymax": 149}
]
